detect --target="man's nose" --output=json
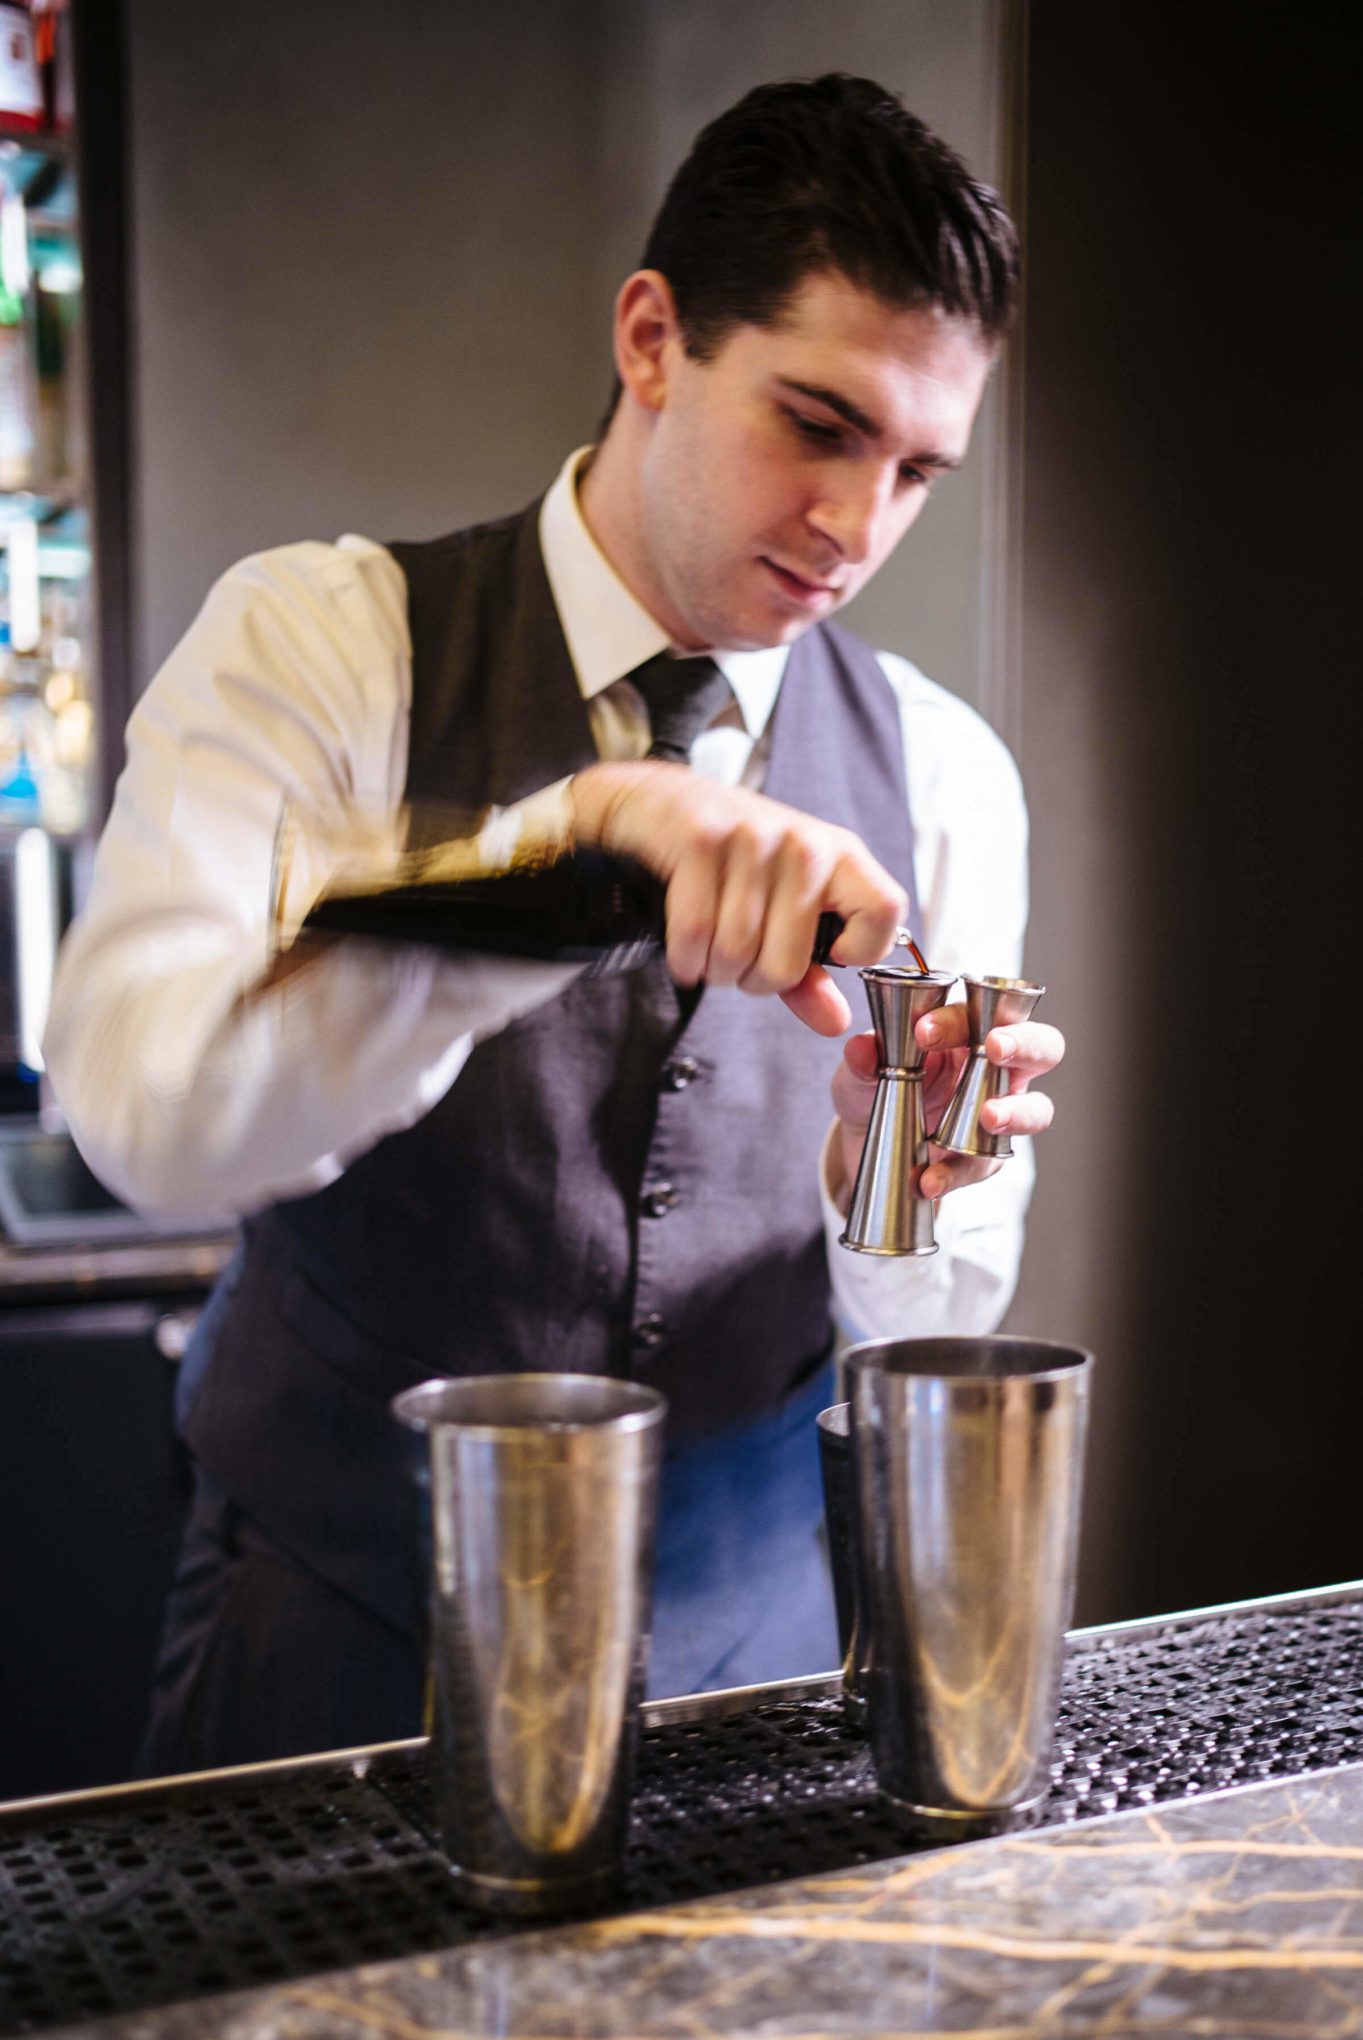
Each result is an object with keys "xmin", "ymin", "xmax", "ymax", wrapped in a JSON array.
[{"xmin": 807, "ymin": 469, "xmax": 894, "ymax": 565}]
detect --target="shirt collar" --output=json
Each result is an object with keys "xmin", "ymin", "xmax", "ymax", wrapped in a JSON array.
[{"xmin": 538, "ymin": 447, "xmax": 788, "ymax": 742}]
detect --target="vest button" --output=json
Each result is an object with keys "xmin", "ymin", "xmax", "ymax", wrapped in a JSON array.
[
  {"xmin": 633, "ymin": 1314, "xmax": 666, "ymax": 1349},
  {"xmin": 641, "ymin": 1183, "xmax": 679, "ymax": 1218},
  {"xmin": 661, "ymin": 1055, "xmax": 701, "ymax": 1091}
]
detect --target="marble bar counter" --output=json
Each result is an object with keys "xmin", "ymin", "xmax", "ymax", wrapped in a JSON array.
[
  {"xmin": 3, "ymin": 1582, "xmax": 1362, "ymax": 2040},
  {"xmin": 48, "ymin": 1762, "xmax": 1363, "ymax": 2038}
]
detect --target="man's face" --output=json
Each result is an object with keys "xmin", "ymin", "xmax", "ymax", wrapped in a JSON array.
[{"xmin": 635, "ymin": 271, "xmax": 995, "ymax": 651}]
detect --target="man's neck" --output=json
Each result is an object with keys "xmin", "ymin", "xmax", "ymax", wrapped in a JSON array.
[{"xmin": 576, "ymin": 423, "xmax": 695, "ymax": 650}]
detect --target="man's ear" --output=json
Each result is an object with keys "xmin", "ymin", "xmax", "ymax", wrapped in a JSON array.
[{"xmin": 612, "ymin": 269, "xmax": 683, "ymax": 415}]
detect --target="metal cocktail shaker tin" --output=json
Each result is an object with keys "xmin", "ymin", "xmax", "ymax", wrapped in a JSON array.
[
  {"xmin": 845, "ymin": 1334, "xmax": 1091, "ymax": 1835},
  {"xmin": 393, "ymin": 1373, "xmax": 666, "ymax": 1916},
  {"xmin": 815, "ymin": 1402, "xmax": 869, "ymax": 1725}
]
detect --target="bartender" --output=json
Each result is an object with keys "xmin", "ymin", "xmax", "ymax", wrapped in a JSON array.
[{"xmin": 45, "ymin": 74, "xmax": 1063, "ymax": 1771}]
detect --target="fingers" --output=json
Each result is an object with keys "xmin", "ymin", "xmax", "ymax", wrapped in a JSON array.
[
  {"xmin": 832, "ymin": 1030, "xmax": 880, "ymax": 1189},
  {"xmin": 918, "ymin": 1078, "xmax": 1055, "ymax": 1202},
  {"xmin": 662, "ymin": 829, "xmax": 726, "ymax": 986},
  {"xmin": 986, "ymin": 1020, "xmax": 1065, "ymax": 1083},
  {"xmin": 820, "ymin": 846, "xmax": 907, "ymax": 967},
  {"xmin": 710, "ymin": 822, "xmax": 806, "ymax": 992},
  {"xmin": 644, "ymin": 786, "xmax": 903, "ymax": 1012},
  {"xmin": 720, "ymin": 834, "xmax": 902, "ymax": 993},
  {"xmin": 917, "ymin": 1010, "xmax": 1065, "ymax": 1082},
  {"xmin": 831, "ymin": 1031, "xmax": 880, "ymax": 1125},
  {"xmin": 780, "ymin": 967, "xmax": 853, "ymax": 1038},
  {"xmin": 980, "ymin": 1088, "xmax": 1056, "ymax": 1138},
  {"xmin": 573, "ymin": 761, "xmax": 906, "ymax": 993},
  {"xmin": 741, "ymin": 835, "xmax": 832, "ymax": 993},
  {"xmin": 920, "ymin": 1150, "xmax": 1001, "ymax": 1199},
  {"xmin": 835, "ymin": 1011, "xmax": 1060, "ymax": 1211},
  {"xmin": 916, "ymin": 1004, "xmax": 968, "ymax": 1053}
]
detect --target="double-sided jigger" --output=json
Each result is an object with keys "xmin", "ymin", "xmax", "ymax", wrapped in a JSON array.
[
  {"xmin": 933, "ymin": 974, "xmax": 1046, "ymax": 1160},
  {"xmin": 840, "ymin": 967, "xmax": 957, "ymax": 1257}
]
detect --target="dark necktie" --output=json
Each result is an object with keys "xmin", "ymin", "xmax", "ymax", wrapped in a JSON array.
[{"xmin": 626, "ymin": 650, "xmax": 732, "ymax": 763}]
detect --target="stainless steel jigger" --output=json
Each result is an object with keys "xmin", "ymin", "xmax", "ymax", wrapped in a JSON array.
[
  {"xmin": 933, "ymin": 974, "xmax": 1045, "ymax": 1161},
  {"xmin": 840, "ymin": 968, "xmax": 957, "ymax": 1256}
]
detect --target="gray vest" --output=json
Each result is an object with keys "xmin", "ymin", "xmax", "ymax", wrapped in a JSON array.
[{"xmin": 179, "ymin": 503, "xmax": 917, "ymax": 1633}]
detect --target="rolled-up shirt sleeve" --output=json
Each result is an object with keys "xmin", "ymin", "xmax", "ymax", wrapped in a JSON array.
[
  {"xmin": 44, "ymin": 538, "xmax": 577, "ymax": 1224},
  {"xmin": 822, "ymin": 653, "xmax": 1034, "ymax": 1343}
]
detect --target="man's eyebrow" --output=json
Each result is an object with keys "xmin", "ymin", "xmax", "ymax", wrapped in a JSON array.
[
  {"xmin": 777, "ymin": 379, "xmax": 962, "ymax": 470},
  {"xmin": 779, "ymin": 378, "xmax": 881, "ymax": 436}
]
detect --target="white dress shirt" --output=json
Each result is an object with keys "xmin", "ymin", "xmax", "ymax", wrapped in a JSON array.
[{"xmin": 45, "ymin": 449, "xmax": 1032, "ymax": 1343}]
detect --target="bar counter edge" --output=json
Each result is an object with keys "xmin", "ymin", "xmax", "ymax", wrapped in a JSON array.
[{"xmin": 5, "ymin": 1577, "xmax": 1361, "ymax": 2039}]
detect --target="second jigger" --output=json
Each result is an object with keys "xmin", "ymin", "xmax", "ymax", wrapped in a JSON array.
[
  {"xmin": 841, "ymin": 967, "xmax": 957, "ymax": 1257},
  {"xmin": 934, "ymin": 974, "xmax": 1046, "ymax": 1161}
]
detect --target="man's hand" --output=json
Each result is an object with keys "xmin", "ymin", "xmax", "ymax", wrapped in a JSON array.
[
  {"xmin": 832, "ymin": 1005, "xmax": 1065, "ymax": 1204},
  {"xmin": 569, "ymin": 761, "xmax": 906, "ymax": 1036}
]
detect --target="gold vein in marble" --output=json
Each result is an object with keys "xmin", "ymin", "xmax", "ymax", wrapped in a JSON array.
[
  {"xmin": 589, "ymin": 1906, "xmax": 1363, "ymax": 1971},
  {"xmin": 1038, "ymin": 1838, "xmax": 1363, "ymax": 1862},
  {"xmin": 273, "ymin": 1993, "xmax": 1363, "ymax": 2040}
]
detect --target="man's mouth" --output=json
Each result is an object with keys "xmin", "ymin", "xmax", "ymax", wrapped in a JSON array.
[{"xmin": 761, "ymin": 558, "xmax": 844, "ymax": 605}]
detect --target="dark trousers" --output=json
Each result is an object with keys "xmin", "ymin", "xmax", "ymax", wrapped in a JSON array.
[
  {"xmin": 141, "ymin": 1362, "xmax": 838, "ymax": 1777},
  {"xmin": 138, "ymin": 1480, "xmax": 424, "ymax": 1776}
]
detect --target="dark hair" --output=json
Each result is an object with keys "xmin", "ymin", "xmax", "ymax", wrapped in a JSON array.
[{"xmin": 641, "ymin": 74, "xmax": 1018, "ymax": 358}]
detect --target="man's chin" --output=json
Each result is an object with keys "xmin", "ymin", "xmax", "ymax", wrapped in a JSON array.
[
  {"xmin": 683, "ymin": 585, "xmax": 836, "ymax": 652},
  {"xmin": 765, "ymin": 606, "xmax": 831, "ymax": 648},
  {"xmin": 713, "ymin": 609, "xmax": 820, "ymax": 652}
]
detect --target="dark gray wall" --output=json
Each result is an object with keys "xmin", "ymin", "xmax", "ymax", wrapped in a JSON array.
[
  {"xmin": 1007, "ymin": 1, "xmax": 1359, "ymax": 1621},
  {"xmin": 125, "ymin": 0, "xmax": 607, "ymax": 677},
  {"xmin": 125, "ymin": 0, "xmax": 1011, "ymax": 709}
]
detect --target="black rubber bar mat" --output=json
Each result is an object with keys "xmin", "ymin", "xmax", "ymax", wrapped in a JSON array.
[{"xmin": 3, "ymin": 1590, "xmax": 1362, "ymax": 2033}]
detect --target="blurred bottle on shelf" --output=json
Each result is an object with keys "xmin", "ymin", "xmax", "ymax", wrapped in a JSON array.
[
  {"xmin": 32, "ymin": 0, "xmax": 70, "ymax": 135},
  {"xmin": 33, "ymin": 576, "xmax": 90, "ymax": 832},
  {"xmin": 0, "ymin": 3, "xmax": 43, "ymax": 133},
  {"xmin": 0, "ymin": 179, "xmax": 34, "ymax": 492},
  {"xmin": 33, "ymin": 267, "xmax": 72, "ymax": 487},
  {"xmin": 0, "ymin": 617, "xmax": 41, "ymax": 824},
  {"xmin": 1, "ymin": 28, "xmax": 82, "ymax": 494},
  {"xmin": 0, "ymin": 62, "xmax": 91, "ymax": 841},
  {"xmin": 0, "ymin": 0, "xmax": 89, "ymax": 1110},
  {"xmin": 0, "ymin": 561, "xmax": 91, "ymax": 833},
  {"xmin": 0, "ymin": 293, "xmax": 33, "ymax": 492}
]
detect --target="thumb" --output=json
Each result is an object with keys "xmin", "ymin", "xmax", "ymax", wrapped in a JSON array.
[{"xmin": 779, "ymin": 966, "xmax": 853, "ymax": 1038}]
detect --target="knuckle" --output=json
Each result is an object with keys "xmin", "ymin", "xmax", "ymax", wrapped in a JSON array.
[
  {"xmin": 763, "ymin": 919, "xmax": 814, "ymax": 981},
  {"xmin": 782, "ymin": 833, "xmax": 826, "ymax": 889},
  {"xmin": 842, "ymin": 857, "xmax": 905, "ymax": 922},
  {"xmin": 669, "ymin": 913, "xmax": 712, "ymax": 954},
  {"xmin": 734, "ymin": 819, "xmax": 771, "ymax": 865},
  {"xmin": 874, "ymin": 872, "xmax": 909, "ymax": 920},
  {"xmin": 708, "ymin": 938, "xmax": 750, "ymax": 979},
  {"xmin": 689, "ymin": 815, "xmax": 728, "ymax": 857}
]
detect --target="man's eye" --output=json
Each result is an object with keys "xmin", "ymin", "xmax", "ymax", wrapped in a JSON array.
[
  {"xmin": 898, "ymin": 463, "xmax": 931, "ymax": 490},
  {"xmin": 789, "ymin": 411, "xmax": 843, "ymax": 448}
]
